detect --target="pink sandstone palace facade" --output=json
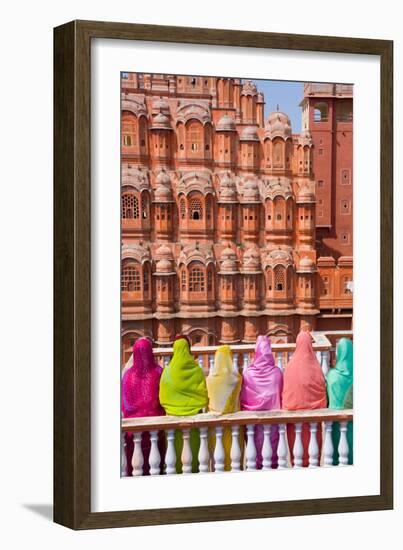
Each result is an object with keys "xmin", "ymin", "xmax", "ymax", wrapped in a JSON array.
[{"xmin": 120, "ymin": 74, "xmax": 353, "ymax": 365}]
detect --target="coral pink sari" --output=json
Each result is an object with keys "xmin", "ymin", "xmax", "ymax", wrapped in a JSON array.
[
  {"xmin": 282, "ymin": 331, "xmax": 327, "ymax": 467},
  {"xmin": 241, "ymin": 335, "xmax": 283, "ymax": 468},
  {"xmin": 121, "ymin": 338, "xmax": 165, "ymax": 475}
]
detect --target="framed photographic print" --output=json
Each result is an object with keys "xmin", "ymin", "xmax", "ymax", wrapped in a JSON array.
[{"xmin": 54, "ymin": 20, "xmax": 393, "ymax": 530}]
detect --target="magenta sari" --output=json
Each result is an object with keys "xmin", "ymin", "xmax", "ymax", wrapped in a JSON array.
[
  {"xmin": 121, "ymin": 338, "xmax": 165, "ymax": 475},
  {"xmin": 240, "ymin": 335, "xmax": 283, "ymax": 468}
]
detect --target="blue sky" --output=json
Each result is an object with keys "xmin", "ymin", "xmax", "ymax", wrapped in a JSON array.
[{"xmin": 252, "ymin": 80, "xmax": 304, "ymax": 133}]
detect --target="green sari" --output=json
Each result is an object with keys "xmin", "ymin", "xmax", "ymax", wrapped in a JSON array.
[
  {"xmin": 159, "ymin": 338, "xmax": 208, "ymax": 473},
  {"xmin": 326, "ymin": 338, "xmax": 353, "ymax": 465}
]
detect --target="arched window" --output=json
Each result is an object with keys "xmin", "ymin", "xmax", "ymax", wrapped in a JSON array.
[
  {"xmin": 189, "ymin": 264, "xmax": 205, "ymax": 292},
  {"xmin": 186, "ymin": 120, "xmax": 203, "ymax": 154},
  {"xmin": 122, "ymin": 111, "xmax": 137, "ymax": 148},
  {"xmin": 273, "ymin": 140, "xmax": 283, "ymax": 166},
  {"xmin": 207, "ymin": 268, "xmax": 213, "ymax": 292},
  {"xmin": 189, "ymin": 197, "xmax": 203, "ymax": 220},
  {"xmin": 206, "ymin": 196, "xmax": 212, "ymax": 221},
  {"xmin": 123, "ymin": 135, "xmax": 132, "ymax": 146},
  {"xmin": 121, "ymin": 193, "xmax": 139, "ymax": 219},
  {"xmin": 138, "ymin": 116, "xmax": 148, "ymax": 153},
  {"xmin": 336, "ymin": 101, "xmax": 353, "ymax": 122},
  {"xmin": 143, "ymin": 264, "xmax": 150, "ymax": 293},
  {"xmin": 286, "ymin": 198, "xmax": 293, "ymax": 226},
  {"xmin": 141, "ymin": 193, "xmax": 149, "ymax": 219},
  {"xmin": 287, "ymin": 266, "xmax": 293, "ymax": 292},
  {"xmin": 181, "ymin": 269, "xmax": 187, "ymax": 291},
  {"xmin": 274, "ymin": 197, "xmax": 286, "ymax": 223},
  {"xmin": 121, "ymin": 264, "xmax": 141, "ymax": 292},
  {"xmin": 179, "ymin": 197, "xmax": 186, "ymax": 220},
  {"xmin": 303, "ymin": 146, "xmax": 309, "ymax": 166},
  {"xmin": 313, "ymin": 102, "xmax": 329, "ymax": 122},
  {"xmin": 267, "ymin": 268, "xmax": 273, "ymax": 291},
  {"xmin": 191, "ymin": 332, "xmax": 204, "ymax": 346},
  {"xmin": 204, "ymin": 124, "xmax": 212, "ymax": 153},
  {"xmin": 274, "ymin": 266, "xmax": 285, "ymax": 291}
]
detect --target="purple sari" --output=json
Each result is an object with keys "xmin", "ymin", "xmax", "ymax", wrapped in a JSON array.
[
  {"xmin": 240, "ymin": 335, "xmax": 283, "ymax": 468},
  {"xmin": 121, "ymin": 338, "xmax": 165, "ymax": 475}
]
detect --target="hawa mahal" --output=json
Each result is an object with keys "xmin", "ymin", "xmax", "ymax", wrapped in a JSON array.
[{"xmin": 120, "ymin": 74, "xmax": 353, "ymax": 365}]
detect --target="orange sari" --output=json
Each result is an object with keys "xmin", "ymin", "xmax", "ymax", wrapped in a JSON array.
[{"xmin": 282, "ymin": 331, "xmax": 327, "ymax": 467}]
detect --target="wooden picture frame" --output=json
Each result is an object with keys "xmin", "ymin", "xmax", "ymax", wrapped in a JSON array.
[{"xmin": 54, "ymin": 19, "xmax": 393, "ymax": 530}]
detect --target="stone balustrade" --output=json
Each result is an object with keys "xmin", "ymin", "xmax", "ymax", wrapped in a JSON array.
[{"xmin": 121, "ymin": 408, "xmax": 353, "ymax": 476}]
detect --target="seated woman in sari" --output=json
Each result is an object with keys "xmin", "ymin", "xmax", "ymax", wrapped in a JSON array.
[
  {"xmin": 159, "ymin": 336, "xmax": 208, "ymax": 473},
  {"xmin": 206, "ymin": 345, "xmax": 242, "ymax": 471},
  {"xmin": 121, "ymin": 337, "xmax": 165, "ymax": 476},
  {"xmin": 241, "ymin": 335, "xmax": 283, "ymax": 469},
  {"xmin": 282, "ymin": 331, "xmax": 327, "ymax": 467},
  {"xmin": 326, "ymin": 338, "xmax": 353, "ymax": 465}
]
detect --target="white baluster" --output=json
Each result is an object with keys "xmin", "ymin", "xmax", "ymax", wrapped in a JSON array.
[
  {"xmin": 321, "ymin": 351, "xmax": 330, "ymax": 378},
  {"xmin": 198, "ymin": 355, "xmax": 203, "ymax": 369},
  {"xmin": 214, "ymin": 426, "xmax": 225, "ymax": 472},
  {"xmin": 308, "ymin": 423, "xmax": 319, "ymax": 468},
  {"xmin": 262, "ymin": 425, "xmax": 272, "ymax": 470},
  {"xmin": 316, "ymin": 351, "xmax": 322, "ymax": 365},
  {"xmin": 132, "ymin": 432, "xmax": 144, "ymax": 476},
  {"xmin": 338, "ymin": 421, "xmax": 349, "ymax": 466},
  {"xmin": 198, "ymin": 427, "xmax": 209, "ymax": 473},
  {"xmin": 277, "ymin": 353, "xmax": 284, "ymax": 372},
  {"xmin": 208, "ymin": 354, "xmax": 214, "ymax": 374},
  {"xmin": 293, "ymin": 423, "xmax": 304, "ymax": 468},
  {"xmin": 277, "ymin": 424, "xmax": 288, "ymax": 469},
  {"xmin": 163, "ymin": 356, "xmax": 169, "ymax": 368},
  {"xmin": 246, "ymin": 424, "xmax": 257, "ymax": 471},
  {"xmin": 323, "ymin": 421, "xmax": 334, "ymax": 467},
  {"xmin": 181, "ymin": 429, "xmax": 193, "ymax": 474},
  {"xmin": 230, "ymin": 425, "xmax": 241, "ymax": 471},
  {"xmin": 243, "ymin": 353, "xmax": 250, "ymax": 370},
  {"xmin": 121, "ymin": 433, "xmax": 127, "ymax": 476},
  {"xmin": 149, "ymin": 430, "xmax": 161, "ymax": 475},
  {"xmin": 165, "ymin": 429, "xmax": 177, "ymax": 475},
  {"xmin": 233, "ymin": 353, "xmax": 239, "ymax": 373}
]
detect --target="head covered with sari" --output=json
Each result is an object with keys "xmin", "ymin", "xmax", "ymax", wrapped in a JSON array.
[
  {"xmin": 206, "ymin": 345, "xmax": 241, "ymax": 414},
  {"xmin": 327, "ymin": 338, "xmax": 353, "ymax": 409},
  {"xmin": 121, "ymin": 337, "xmax": 164, "ymax": 418},
  {"xmin": 282, "ymin": 331, "xmax": 327, "ymax": 410},
  {"xmin": 241, "ymin": 335, "xmax": 283, "ymax": 411},
  {"xmin": 159, "ymin": 337, "xmax": 208, "ymax": 416}
]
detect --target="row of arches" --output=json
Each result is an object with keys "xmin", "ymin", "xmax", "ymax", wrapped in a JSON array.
[
  {"xmin": 121, "ymin": 260, "xmax": 314, "ymax": 305},
  {"xmin": 122, "ymin": 112, "xmax": 311, "ymax": 171},
  {"xmin": 121, "ymin": 190, "xmax": 313, "ymax": 239}
]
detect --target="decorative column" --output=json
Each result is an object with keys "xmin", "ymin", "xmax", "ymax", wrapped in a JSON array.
[
  {"xmin": 215, "ymin": 116, "xmax": 237, "ymax": 169},
  {"xmin": 296, "ymin": 182, "xmax": 316, "ymax": 251},
  {"xmin": 217, "ymin": 173, "xmax": 237, "ymax": 241},
  {"xmin": 296, "ymin": 256, "xmax": 318, "ymax": 317},
  {"xmin": 153, "ymin": 171, "xmax": 174, "ymax": 240},
  {"xmin": 154, "ymin": 244, "xmax": 176, "ymax": 314},
  {"xmin": 239, "ymin": 127, "xmax": 260, "ymax": 171},
  {"xmin": 240, "ymin": 179, "xmax": 261, "ymax": 242}
]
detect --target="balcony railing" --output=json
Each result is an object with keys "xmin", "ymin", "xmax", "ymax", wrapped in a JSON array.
[
  {"xmin": 122, "ymin": 408, "xmax": 353, "ymax": 475},
  {"xmin": 121, "ymin": 331, "xmax": 353, "ymax": 476},
  {"xmin": 133, "ymin": 331, "xmax": 350, "ymax": 377}
]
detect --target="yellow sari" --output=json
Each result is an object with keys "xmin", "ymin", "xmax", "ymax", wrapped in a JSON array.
[{"xmin": 206, "ymin": 345, "xmax": 242, "ymax": 470}]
